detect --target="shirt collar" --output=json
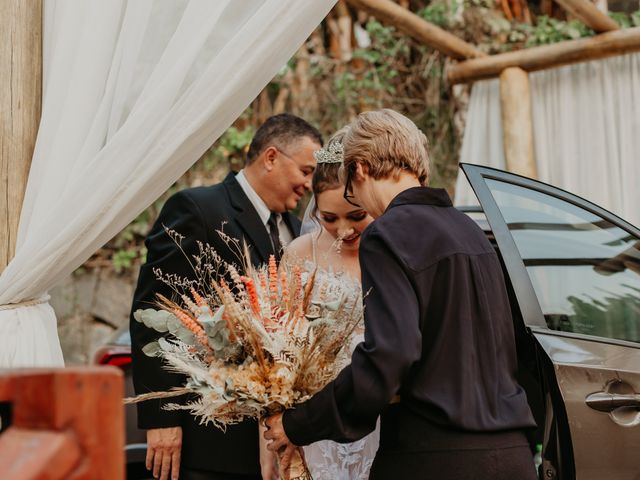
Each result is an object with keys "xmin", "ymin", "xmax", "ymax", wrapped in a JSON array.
[
  {"xmin": 235, "ymin": 170, "xmax": 271, "ymax": 226},
  {"xmin": 387, "ymin": 186, "xmax": 453, "ymax": 211}
]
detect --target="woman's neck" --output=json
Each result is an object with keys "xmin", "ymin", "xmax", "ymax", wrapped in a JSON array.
[{"xmin": 373, "ymin": 172, "xmax": 422, "ymax": 214}]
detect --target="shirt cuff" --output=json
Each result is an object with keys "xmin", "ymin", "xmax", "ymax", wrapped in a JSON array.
[{"xmin": 282, "ymin": 407, "xmax": 317, "ymax": 447}]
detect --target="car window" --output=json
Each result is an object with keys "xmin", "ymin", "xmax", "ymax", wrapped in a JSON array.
[{"xmin": 485, "ymin": 179, "xmax": 640, "ymax": 344}]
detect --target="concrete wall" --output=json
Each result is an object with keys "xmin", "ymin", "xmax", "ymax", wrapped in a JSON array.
[{"xmin": 51, "ymin": 270, "xmax": 137, "ymax": 365}]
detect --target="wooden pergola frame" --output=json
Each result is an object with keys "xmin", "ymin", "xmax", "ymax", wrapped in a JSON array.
[
  {"xmin": 0, "ymin": 0, "xmax": 40, "ymax": 272},
  {"xmin": 346, "ymin": 0, "xmax": 640, "ymax": 180},
  {"xmin": 2, "ymin": 0, "xmax": 639, "ymax": 268}
]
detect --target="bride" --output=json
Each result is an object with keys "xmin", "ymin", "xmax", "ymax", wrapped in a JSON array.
[{"xmin": 260, "ymin": 128, "xmax": 379, "ymax": 480}]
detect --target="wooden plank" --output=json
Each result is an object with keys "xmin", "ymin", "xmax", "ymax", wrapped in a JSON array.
[
  {"xmin": 499, "ymin": 68, "xmax": 538, "ymax": 179},
  {"xmin": 554, "ymin": 0, "xmax": 619, "ymax": 32},
  {"xmin": 0, "ymin": 428, "xmax": 81, "ymax": 480},
  {"xmin": 0, "ymin": 0, "xmax": 42, "ymax": 272},
  {"xmin": 448, "ymin": 26, "xmax": 640, "ymax": 84},
  {"xmin": 0, "ymin": 368, "xmax": 125, "ymax": 479},
  {"xmin": 346, "ymin": 0, "xmax": 486, "ymax": 59}
]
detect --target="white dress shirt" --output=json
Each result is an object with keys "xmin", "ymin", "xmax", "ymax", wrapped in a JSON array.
[{"xmin": 235, "ymin": 170, "xmax": 293, "ymax": 246}]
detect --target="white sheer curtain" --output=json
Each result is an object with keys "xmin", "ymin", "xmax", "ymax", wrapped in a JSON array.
[
  {"xmin": 0, "ymin": 0, "xmax": 336, "ymax": 367},
  {"xmin": 454, "ymin": 52, "xmax": 640, "ymax": 228}
]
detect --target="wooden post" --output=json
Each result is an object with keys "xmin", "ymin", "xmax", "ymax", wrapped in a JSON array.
[
  {"xmin": 499, "ymin": 67, "xmax": 537, "ymax": 179},
  {"xmin": 554, "ymin": 0, "xmax": 618, "ymax": 32},
  {"xmin": 448, "ymin": 26, "xmax": 640, "ymax": 84},
  {"xmin": 0, "ymin": 368, "xmax": 125, "ymax": 479},
  {"xmin": 0, "ymin": 0, "xmax": 42, "ymax": 272},
  {"xmin": 346, "ymin": 0, "xmax": 485, "ymax": 59}
]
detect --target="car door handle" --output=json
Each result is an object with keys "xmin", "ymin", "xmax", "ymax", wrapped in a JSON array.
[{"xmin": 586, "ymin": 392, "xmax": 640, "ymax": 412}]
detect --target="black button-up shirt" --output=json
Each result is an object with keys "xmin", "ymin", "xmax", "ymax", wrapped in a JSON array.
[{"xmin": 283, "ymin": 187, "xmax": 535, "ymax": 445}]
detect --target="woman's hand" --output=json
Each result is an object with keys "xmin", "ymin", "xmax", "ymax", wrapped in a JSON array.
[
  {"xmin": 259, "ymin": 420, "xmax": 279, "ymax": 480},
  {"xmin": 264, "ymin": 413, "xmax": 298, "ymax": 476},
  {"xmin": 264, "ymin": 413, "xmax": 291, "ymax": 452}
]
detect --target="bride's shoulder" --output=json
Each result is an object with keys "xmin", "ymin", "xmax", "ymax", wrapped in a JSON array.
[{"xmin": 285, "ymin": 232, "xmax": 315, "ymax": 259}]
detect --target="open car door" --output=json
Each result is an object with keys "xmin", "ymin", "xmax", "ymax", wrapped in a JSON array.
[{"xmin": 461, "ymin": 164, "xmax": 640, "ymax": 480}]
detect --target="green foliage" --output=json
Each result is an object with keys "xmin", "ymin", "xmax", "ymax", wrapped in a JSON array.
[
  {"xmin": 202, "ymin": 126, "xmax": 255, "ymax": 172},
  {"xmin": 218, "ymin": 127, "xmax": 254, "ymax": 156},
  {"xmin": 609, "ymin": 10, "xmax": 640, "ymax": 28},
  {"xmin": 112, "ymin": 247, "xmax": 144, "ymax": 274},
  {"xmin": 333, "ymin": 20, "xmax": 408, "ymax": 110},
  {"xmin": 418, "ymin": 2, "xmax": 457, "ymax": 28},
  {"xmin": 521, "ymin": 17, "xmax": 594, "ymax": 47}
]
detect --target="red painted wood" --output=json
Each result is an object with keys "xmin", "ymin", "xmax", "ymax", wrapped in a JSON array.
[
  {"xmin": 0, "ymin": 428, "xmax": 81, "ymax": 479},
  {"xmin": 0, "ymin": 368, "xmax": 125, "ymax": 480}
]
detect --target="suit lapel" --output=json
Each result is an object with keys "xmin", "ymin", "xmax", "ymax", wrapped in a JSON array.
[
  {"xmin": 282, "ymin": 212, "xmax": 301, "ymax": 238},
  {"xmin": 223, "ymin": 173, "xmax": 274, "ymax": 263}
]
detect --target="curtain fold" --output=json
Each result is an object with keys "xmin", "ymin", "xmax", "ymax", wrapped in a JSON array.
[
  {"xmin": 455, "ymin": 52, "xmax": 640, "ymax": 229},
  {"xmin": 0, "ymin": 0, "xmax": 337, "ymax": 367}
]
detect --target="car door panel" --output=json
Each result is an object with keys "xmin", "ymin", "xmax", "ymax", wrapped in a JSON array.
[
  {"xmin": 536, "ymin": 332, "xmax": 640, "ymax": 480},
  {"xmin": 461, "ymin": 164, "xmax": 640, "ymax": 479}
]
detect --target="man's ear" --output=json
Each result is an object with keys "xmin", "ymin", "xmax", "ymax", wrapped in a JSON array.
[
  {"xmin": 354, "ymin": 162, "xmax": 369, "ymax": 181},
  {"xmin": 261, "ymin": 146, "xmax": 278, "ymax": 172}
]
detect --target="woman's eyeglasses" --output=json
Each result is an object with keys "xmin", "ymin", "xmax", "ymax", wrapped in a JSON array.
[{"xmin": 343, "ymin": 162, "xmax": 359, "ymax": 207}]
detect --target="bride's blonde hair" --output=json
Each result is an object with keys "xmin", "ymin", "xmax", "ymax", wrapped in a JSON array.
[{"xmin": 343, "ymin": 109, "xmax": 431, "ymax": 186}]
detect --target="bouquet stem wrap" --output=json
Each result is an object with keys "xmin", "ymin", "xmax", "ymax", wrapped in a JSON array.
[{"xmin": 278, "ymin": 447, "xmax": 312, "ymax": 480}]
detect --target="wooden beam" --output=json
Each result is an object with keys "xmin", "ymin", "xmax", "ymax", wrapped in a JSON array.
[
  {"xmin": 0, "ymin": 368, "xmax": 125, "ymax": 479},
  {"xmin": 500, "ymin": 68, "xmax": 537, "ymax": 179},
  {"xmin": 0, "ymin": 429, "xmax": 82, "ymax": 479},
  {"xmin": 0, "ymin": 0, "xmax": 42, "ymax": 272},
  {"xmin": 448, "ymin": 26, "xmax": 640, "ymax": 84},
  {"xmin": 554, "ymin": 0, "xmax": 619, "ymax": 33},
  {"xmin": 345, "ymin": 0, "xmax": 486, "ymax": 59}
]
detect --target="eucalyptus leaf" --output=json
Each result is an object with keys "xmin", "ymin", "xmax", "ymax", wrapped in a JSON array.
[
  {"xmin": 142, "ymin": 341, "xmax": 162, "ymax": 357},
  {"xmin": 173, "ymin": 326, "xmax": 197, "ymax": 345},
  {"xmin": 200, "ymin": 305, "xmax": 226, "ymax": 337},
  {"xmin": 167, "ymin": 315, "xmax": 182, "ymax": 336},
  {"xmin": 158, "ymin": 336, "xmax": 173, "ymax": 351},
  {"xmin": 133, "ymin": 308, "xmax": 176, "ymax": 333}
]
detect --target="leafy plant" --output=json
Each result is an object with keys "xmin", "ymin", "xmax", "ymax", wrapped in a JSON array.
[
  {"xmin": 112, "ymin": 247, "xmax": 145, "ymax": 274},
  {"xmin": 523, "ymin": 16, "xmax": 594, "ymax": 47}
]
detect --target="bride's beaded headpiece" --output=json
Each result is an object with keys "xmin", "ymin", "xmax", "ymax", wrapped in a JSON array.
[{"xmin": 313, "ymin": 141, "xmax": 344, "ymax": 164}]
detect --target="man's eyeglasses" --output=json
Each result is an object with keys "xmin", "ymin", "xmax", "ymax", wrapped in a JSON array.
[
  {"xmin": 275, "ymin": 146, "xmax": 294, "ymax": 161},
  {"xmin": 343, "ymin": 161, "xmax": 359, "ymax": 207}
]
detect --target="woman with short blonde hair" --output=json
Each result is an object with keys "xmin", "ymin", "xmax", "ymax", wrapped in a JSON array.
[
  {"xmin": 342, "ymin": 108, "xmax": 431, "ymax": 186},
  {"xmin": 266, "ymin": 109, "xmax": 536, "ymax": 480}
]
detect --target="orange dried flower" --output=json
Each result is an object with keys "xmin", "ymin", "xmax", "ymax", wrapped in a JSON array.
[
  {"xmin": 259, "ymin": 271, "xmax": 268, "ymax": 296},
  {"xmin": 220, "ymin": 278, "xmax": 232, "ymax": 294},
  {"xmin": 292, "ymin": 265, "xmax": 302, "ymax": 302},
  {"xmin": 191, "ymin": 288, "xmax": 207, "ymax": 308},
  {"xmin": 240, "ymin": 275, "xmax": 260, "ymax": 315},
  {"xmin": 280, "ymin": 271, "xmax": 289, "ymax": 306},
  {"xmin": 173, "ymin": 309, "xmax": 211, "ymax": 351},
  {"xmin": 268, "ymin": 255, "xmax": 279, "ymax": 304}
]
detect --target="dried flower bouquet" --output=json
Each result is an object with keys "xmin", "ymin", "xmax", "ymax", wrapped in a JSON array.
[{"xmin": 126, "ymin": 229, "xmax": 363, "ymax": 479}]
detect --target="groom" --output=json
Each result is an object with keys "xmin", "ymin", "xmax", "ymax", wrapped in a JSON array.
[
  {"xmin": 130, "ymin": 113, "xmax": 321, "ymax": 480},
  {"xmin": 264, "ymin": 110, "xmax": 536, "ymax": 479}
]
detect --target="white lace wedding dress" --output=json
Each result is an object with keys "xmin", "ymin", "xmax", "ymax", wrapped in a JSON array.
[
  {"xmin": 301, "ymin": 257, "xmax": 380, "ymax": 480},
  {"xmin": 302, "ymin": 329, "xmax": 380, "ymax": 480}
]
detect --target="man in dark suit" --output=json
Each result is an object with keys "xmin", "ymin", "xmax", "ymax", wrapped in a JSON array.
[{"xmin": 130, "ymin": 114, "xmax": 322, "ymax": 480}]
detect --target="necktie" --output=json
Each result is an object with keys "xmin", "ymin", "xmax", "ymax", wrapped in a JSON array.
[{"xmin": 267, "ymin": 213, "xmax": 282, "ymax": 261}]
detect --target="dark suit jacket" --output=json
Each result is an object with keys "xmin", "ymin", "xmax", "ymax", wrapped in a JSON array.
[{"xmin": 130, "ymin": 172, "xmax": 301, "ymax": 474}]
